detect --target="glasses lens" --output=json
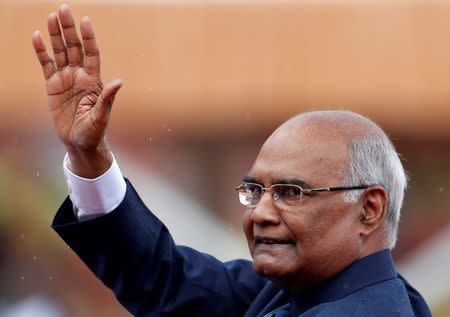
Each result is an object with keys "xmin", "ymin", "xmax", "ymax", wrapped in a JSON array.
[
  {"xmin": 273, "ymin": 184, "xmax": 302, "ymax": 206},
  {"xmin": 238, "ymin": 183, "xmax": 262, "ymax": 206}
]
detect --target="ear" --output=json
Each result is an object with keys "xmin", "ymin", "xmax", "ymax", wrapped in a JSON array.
[{"xmin": 359, "ymin": 186, "xmax": 389, "ymax": 238}]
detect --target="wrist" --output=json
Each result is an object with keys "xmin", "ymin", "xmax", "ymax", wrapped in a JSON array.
[{"xmin": 66, "ymin": 141, "xmax": 113, "ymax": 178}]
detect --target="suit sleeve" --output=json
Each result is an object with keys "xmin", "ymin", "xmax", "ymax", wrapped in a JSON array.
[{"xmin": 52, "ymin": 179, "xmax": 267, "ymax": 316}]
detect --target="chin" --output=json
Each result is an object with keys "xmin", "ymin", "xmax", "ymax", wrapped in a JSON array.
[
  {"xmin": 251, "ymin": 257, "xmax": 318, "ymax": 292},
  {"xmin": 252, "ymin": 255, "xmax": 293, "ymax": 281},
  {"xmin": 255, "ymin": 268, "xmax": 302, "ymax": 291}
]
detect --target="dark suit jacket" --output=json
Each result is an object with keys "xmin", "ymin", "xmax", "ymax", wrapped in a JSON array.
[{"xmin": 52, "ymin": 180, "xmax": 432, "ymax": 316}]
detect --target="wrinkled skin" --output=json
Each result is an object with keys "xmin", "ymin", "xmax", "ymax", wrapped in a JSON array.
[
  {"xmin": 242, "ymin": 118, "xmax": 387, "ymax": 292},
  {"xmin": 32, "ymin": 4, "xmax": 122, "ymax": 178}
]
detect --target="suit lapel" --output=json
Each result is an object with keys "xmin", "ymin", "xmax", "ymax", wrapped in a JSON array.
[{"xmin": 243, "ymin": 283, "xmax": 288, "ymax": 317}]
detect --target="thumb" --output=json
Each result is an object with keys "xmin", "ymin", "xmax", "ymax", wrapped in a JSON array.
[{"xmin": 94, "ymin": 79, "xmax": 124, "ymax": 121}]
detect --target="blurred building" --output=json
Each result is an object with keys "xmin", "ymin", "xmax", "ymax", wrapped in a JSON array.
[{"xmin": 0, "ymin": 0, "xmax": 449, "ymax": 316}]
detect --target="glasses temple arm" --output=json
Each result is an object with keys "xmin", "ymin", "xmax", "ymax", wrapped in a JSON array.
[{"xmin": 303, "ymin": 185, "xmax": 371, "ymax": 193}]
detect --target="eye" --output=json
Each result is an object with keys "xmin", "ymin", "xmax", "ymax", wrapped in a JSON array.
[
  {"xmin": 276, "ymin": 185, "xmax": 302, "ymax": 205},
  {"xmin": 245, "ymin": 183, "xmax": 261, "ymax": 197},
  {"xmin": 284, "ymin": 185, "xmax": 301, "ymax": 197},
  {"xmin": 238, "ymin": 183, "xmax": 263, "ymax": 206}
]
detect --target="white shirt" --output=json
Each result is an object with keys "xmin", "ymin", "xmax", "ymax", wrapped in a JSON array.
[{"xmin": 63, "ymin": 154, "xmax": 126, "ymax": 221}]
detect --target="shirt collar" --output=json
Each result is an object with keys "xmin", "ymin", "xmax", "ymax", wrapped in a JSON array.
[{"xmin": 289, "ymin": 249, "xmax": 397, "ymax": 315}]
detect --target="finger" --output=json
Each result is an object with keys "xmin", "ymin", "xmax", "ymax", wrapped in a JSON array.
[
  {"xmin": 47, "ymin": 12, "xmax": 68, "ymax": 69},
  {"xmin": 32, "ymin": 30, "xmax": 57, "ymax": 80},
  {"xmin": 93, "ymin": 79, "xmax": 124, "ymax": 123},
  {"xmin": 58, "ymin": 4, "xmax": 83, "ymax": 67},
  {"xmin": 80, "ymin": 16, "xmax": 100, "ymax": 75}
]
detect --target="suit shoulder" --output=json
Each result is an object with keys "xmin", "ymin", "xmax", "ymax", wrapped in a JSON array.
[{"xmin": 302, "ymin": 278, "xmax": 415, "ymax": 317}]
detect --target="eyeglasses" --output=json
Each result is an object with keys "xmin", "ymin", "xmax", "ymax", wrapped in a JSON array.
[{"xmin": 235, "ymin": 182, "xmax": 371, "ymax": 208}]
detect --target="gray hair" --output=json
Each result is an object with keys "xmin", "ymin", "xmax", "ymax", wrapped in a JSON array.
[{"xmin": 343, "ymin": 136, "xmax": 408, "ymax": 249}]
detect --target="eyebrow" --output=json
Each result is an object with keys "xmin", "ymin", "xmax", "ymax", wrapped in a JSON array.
[
  {"xmin": 242, "ymin": 176, "xmax": 259, "ymax": 184},
  {"xmin": 242, "ymin": 176, "xmax": 312, "ymax": 188}
]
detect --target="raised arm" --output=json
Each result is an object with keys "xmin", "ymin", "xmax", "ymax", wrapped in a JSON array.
[
  {"xmin": 34, "ymin": 5, "xmax": 268, "ymax": 315},
  {"xmin": 32, "ymin": 4, "xmax": 122, "ymax": 178}
]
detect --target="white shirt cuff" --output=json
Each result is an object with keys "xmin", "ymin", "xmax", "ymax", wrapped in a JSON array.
[{"xmin": 63, "ymin": 153, "xmax": 127, "ymax": 221}]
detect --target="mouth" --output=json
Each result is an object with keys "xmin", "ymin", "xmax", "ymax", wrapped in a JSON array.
[{"xmin": 254, "ymin": 236, "xmax": 294, "ymax": 246}]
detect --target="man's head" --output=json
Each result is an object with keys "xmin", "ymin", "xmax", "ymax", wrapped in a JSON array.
[{"xmin": 240, "ymin": 110, "xmax": 407, "ymax": 291}]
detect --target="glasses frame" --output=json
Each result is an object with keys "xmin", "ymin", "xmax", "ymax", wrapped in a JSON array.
[{"xmin": 235, "ymin": 182, "xmax": 372, "ymax": 207}]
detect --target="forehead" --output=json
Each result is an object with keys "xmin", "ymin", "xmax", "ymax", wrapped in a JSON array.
[{"xmin": 248, "ymin": 124, "xmax": 348, "ymax": 186}]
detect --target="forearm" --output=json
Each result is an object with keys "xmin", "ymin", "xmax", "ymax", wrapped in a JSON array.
[
  {"xmin": 52, "ymin": 181, "xmax": 165, "ymax": 315},
  {"xmin": 53, "ymin": 180, "xmax": 266, "ymax": 316}
]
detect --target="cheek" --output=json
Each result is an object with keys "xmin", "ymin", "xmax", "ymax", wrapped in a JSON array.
[
  {"xmin": 280, "ymin": 209, "xmax": 312, "ymax": 243},
  {"xmin": 242, "ymin": 210, "xmax": 254, "ymax": 246},
  {"xmin": 282, "ymin": 202, "xmax": 354, "ymax": 249},
  {"xmin": 306, "ymin": 203, "xmax": 361, "ymax": 253}
]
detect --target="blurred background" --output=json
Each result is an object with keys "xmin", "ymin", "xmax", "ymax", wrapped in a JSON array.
[{"xmin": 1, "ymin": 0, "xmax": 450, "ymax": 316}]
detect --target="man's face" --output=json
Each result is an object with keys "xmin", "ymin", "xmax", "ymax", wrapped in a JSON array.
[{"xmin": 242, "ymin": 124, "xmax": 363, "ymax": 290}]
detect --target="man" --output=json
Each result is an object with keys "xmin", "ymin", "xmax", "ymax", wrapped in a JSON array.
[{"xmin": 32, "ymin": 4, "xmax": 431, "ymax": 316}]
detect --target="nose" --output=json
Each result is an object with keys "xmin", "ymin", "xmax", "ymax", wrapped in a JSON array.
[{"xmin": 251, "ymin": 191, "xmax": 281, "ymax": 225}]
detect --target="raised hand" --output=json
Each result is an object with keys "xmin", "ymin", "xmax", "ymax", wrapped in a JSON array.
[{"xmin": 32, "ymin": 4, "xmax": 122, "ymax": 177}]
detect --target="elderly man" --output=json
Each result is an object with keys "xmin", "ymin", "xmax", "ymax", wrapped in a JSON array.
[{"xmin": 33, "ymin": 4, "xmax": 431, "ymax": 317}]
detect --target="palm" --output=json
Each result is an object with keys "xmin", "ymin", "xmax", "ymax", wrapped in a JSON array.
[
  {"xmin": 33, "ymin": 5, "xmax": 122, "ymax": 152},
  {"xmin": 46, "ymin": 67, "xmax": 103, "ymax": 148}
]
